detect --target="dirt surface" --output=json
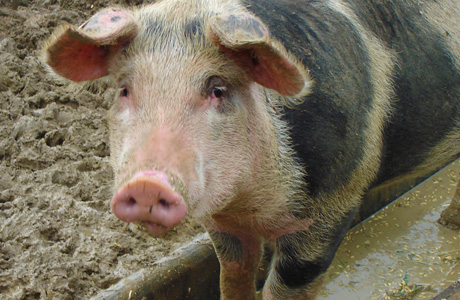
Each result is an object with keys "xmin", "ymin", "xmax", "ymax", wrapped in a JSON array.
[{"xmin": 0, "ymin": 1, "xmax": 203, "ymax": 299}]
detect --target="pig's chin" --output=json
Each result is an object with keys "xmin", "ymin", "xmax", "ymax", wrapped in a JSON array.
[{"xmin": 138, "ymin": 221, "xmax": 172, "ymax": 237}]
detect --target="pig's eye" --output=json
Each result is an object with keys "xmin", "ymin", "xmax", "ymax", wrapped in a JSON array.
[
  {"xmin": 120, "ymin": 87, "xmax": 129, "ymax": 98},
  {"xmin": 211, "ymin": 87, "xmax": 225, "ymax": 98},
  {"xmin": 204, "ymin": 76, "xmax": 228, "ymax": 108}
]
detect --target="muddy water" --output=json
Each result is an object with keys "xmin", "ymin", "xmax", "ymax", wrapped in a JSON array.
[{"xmin": 319, "ymin": 159, "xmax": 460, "ymax": 300}]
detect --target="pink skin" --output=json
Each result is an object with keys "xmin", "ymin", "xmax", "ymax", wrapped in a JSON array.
[
  {"xmin": 111, "ymin": 170, "xmax": 187, "ymax": 237},
  {"xmin": 220, "ymin": 233, "xmax": 261, "ymax": 300},
  {"xmin": 110, "ymin": 118, "xmax": 198, "ymax": 237}
]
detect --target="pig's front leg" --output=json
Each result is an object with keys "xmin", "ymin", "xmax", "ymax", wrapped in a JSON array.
[{"xmin": 208, "ymin": 230, "xmax": 262, "ymax": 300}]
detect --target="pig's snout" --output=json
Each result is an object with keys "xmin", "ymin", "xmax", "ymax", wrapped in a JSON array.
[{"xmin": 111, "ymin": 170, "xmax": 187, "ymax": 237}]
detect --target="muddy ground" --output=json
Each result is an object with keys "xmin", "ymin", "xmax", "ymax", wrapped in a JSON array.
[{"xmin": 0, "ymin": 1, "xmax": 203, "ymax": 299}]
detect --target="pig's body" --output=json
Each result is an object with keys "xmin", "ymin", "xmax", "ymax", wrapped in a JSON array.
[{"xmin": 44, "ymin": 0, "xmax": 460, "ymax": 299}]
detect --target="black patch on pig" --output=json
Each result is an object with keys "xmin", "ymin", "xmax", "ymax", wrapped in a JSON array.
[
  {"xmin": 345, "ymin": 1, "xmax": 460, "ymax": 184},
  {"xmin": 274, "ymin": 207, "xmax": 358, "ymax": 288},
  {"xmin": 243, "ymin": 0, "xmax": 460, "ymax": 194},
  {"xmin": 208, "ymin": 230, "xmax": 244, "ymax": 262},
  {"xmin": 184, "ymin": 18, "xmax": 204, "ymax": 38},
  {"xmin": 111, "ymin": 16, "xmax": 121, "ymax": 23},
  {"xmin": 277, "ymin": 257, "xmax": 324, "ymax": 289},
  {"xmin": 223, "ymin": 14, "xmax": 264, "ymax": 38},
  {"xmin": 140, "ymin": 15, "xmax": 206, "ymax": 51},
  {"xmin": 242, "ymin": 0, "xmax": 373, "ymax": 196}
]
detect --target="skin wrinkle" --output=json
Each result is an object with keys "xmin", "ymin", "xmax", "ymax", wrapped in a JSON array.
[{"xmin": 209, "ymin": 230, "xmax": 244, "ymax": 261}]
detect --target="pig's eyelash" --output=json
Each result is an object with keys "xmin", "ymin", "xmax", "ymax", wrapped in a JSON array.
[
  {"xmin": 203, "ymin": 75, "xmax": 228, "ymax": 97},
  {"xmin": 211, "ymin": 86, "xmax": 227, "ymax": 98},
  {"xmin": 119, "ymin": 86, "xmax": 129, "ymax": 98}
]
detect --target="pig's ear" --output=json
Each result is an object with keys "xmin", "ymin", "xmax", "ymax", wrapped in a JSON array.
[
  {"xmin": 44, "ymin": 8, "xmax": 138, "ymax": 82},
  {"xmin": 208, "ymin": 13, "xmax": 311, "ymax": 97}
]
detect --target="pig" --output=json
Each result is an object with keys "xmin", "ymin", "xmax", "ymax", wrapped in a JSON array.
[
  {"xmin": 43, "ymin": 0, "xmax": 460, "ymax": 299},
  {"xmin": 439, "ymin": 172, "xmax": 460, "ymax": 230}
]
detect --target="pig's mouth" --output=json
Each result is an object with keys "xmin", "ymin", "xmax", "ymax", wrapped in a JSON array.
[
  {"xmin": 141, "ymin": 220, "xmax": 172, "ymax": 237},
  {"xmin": 111, "ymin": 170, "xmax": 188, "ymax": 237}
]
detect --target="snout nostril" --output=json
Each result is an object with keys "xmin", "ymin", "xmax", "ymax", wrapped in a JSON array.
[
  {"xmin": 159, "ymin": 198, "xmax": 170, "ymax": 209},
  {"xmin": 128, "ymin": 197, "xmax": 136, "ymax": 206}
]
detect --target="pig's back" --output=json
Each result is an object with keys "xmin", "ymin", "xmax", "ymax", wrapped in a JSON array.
[{"xmin": 242, "ymin": 0, "xmax": 460, "ymax": 194}]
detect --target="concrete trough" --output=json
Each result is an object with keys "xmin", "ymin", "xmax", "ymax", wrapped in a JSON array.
[
  {"xmin": 90, "ymin": 159, "xmax": 460, "ymax": 300},
  {"xmin": 320, "ymin": 159, "xmax": 460, "ymax": 300},
  {"xmin": 89, "ymin": 233, "xmax": 219, "ymax": 300}
]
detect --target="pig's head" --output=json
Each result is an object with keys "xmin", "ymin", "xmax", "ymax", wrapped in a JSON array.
[{"xmin": 44, "ymin": 1, "xmax": 311, "ymax": 237}]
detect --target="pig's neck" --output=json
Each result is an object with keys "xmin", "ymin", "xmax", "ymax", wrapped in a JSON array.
[{"xmin": 211, "ymin": 90, "xmax": 312, "ymax": 238}]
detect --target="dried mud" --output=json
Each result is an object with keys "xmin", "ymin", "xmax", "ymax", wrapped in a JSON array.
[{"xmin": 0, "ymin": 1, "xmax": 203, "ymax": 299}]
